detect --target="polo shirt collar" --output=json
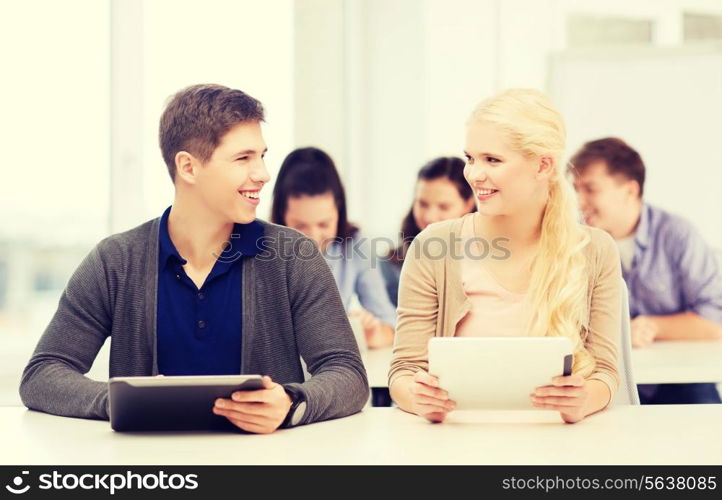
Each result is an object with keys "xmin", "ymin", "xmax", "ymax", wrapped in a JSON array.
[{"xmin": 158, "ymin": 206, "xmax": 264, "ymax": 270}]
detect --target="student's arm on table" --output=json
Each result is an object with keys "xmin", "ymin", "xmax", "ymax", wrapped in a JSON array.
[
  {"xmin": 389, "ymin": 235, "xmax": 455, "ymax": 421},
  {"xmin": 635, "ymin": 223, "xmax": 722, "ymax": 345},
  {"xmin": 19, "ymin": 244, "xmax": 112, "ymax": 420},
  {"xmin": 353, "ymin": 240, "xmax": 398, "ymax": 348},
  {"xmin": 634, "ymin": 312, "xmax": 722, "ymax": 346},
  {"xmin": 217, "ymin": 239, "xmax": 369, "ymax": 433}
]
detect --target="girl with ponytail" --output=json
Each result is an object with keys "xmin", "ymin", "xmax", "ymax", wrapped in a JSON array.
[{"xmin": 389, "ymin": 89, "xmax": 622, "ymax": 424}]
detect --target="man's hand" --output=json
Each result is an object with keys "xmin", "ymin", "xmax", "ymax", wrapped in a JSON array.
[
  {"xmin": 213, "ymin": 375, "xmax": 292, "ymax": 434},
  {"xmin": 631, "ymin": 315, "xmax": 659, "ymax": 348}
]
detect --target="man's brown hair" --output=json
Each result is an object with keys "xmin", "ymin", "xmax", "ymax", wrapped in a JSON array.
[
  {"xmin": 159, "ymin": 84, "xmax": 265, "ymax": 182},
  {"xmin": 569, "ymin": 137, "xmax": 646, "ymax": 197}
]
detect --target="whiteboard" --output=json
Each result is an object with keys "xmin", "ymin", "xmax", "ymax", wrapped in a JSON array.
[{"xmin": 548, "ymin": 44, "xmax": 722, "ymax": 250}]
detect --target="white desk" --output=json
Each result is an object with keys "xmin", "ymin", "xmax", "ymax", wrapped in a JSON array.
[
  {"xmin": 631, "ymin": 340, "xmax": 722, "ymax": 384},
  {"xmin": 1, "ymin": 405, "xmax": 720, "ymax": 465},
  {"xmin": 365, "ymin": 340, "xmax": 722, "ymax": 388}
]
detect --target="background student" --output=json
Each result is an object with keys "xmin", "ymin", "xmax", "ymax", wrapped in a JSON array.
[
  {"xmin": 20, "ymin": 84, "xmax": 368, "ymax": 433},
  {"xmin": 570, "ymin": 137, "xmax": 722, "ymax": 404},
  {"xmin": 389, "ymin": 89, "xmax": 622, "ymax": 424},
  {"xmin": 381, "ymin": 157, "xmax": 476, "ymax": 307},
  {"xmin": 271, "ymin": 147, "xmax": 397, "ymax": 348}
]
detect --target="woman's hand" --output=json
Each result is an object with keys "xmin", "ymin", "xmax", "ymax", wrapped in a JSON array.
[
  {"xmin": 531, "ymin": 375, "xmax": 590, "ymax": 424},
  {"xmin": 407, "ymin": 370, "xmax": 456, "ymax": 423}
]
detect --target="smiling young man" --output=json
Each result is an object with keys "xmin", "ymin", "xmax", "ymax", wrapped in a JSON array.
[
  {"xmin": 570, "ymin": 137, "xmax": 722, "ymax": 405},
  {"xmin": 20, "ymin": 84, "xmax": 369, "ymax": 432}
]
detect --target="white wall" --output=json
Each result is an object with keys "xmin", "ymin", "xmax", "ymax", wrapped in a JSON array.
[
  {"xmin": 292, "ymin": 0, "xmax": 346, "ymax": 165},
  {"xmin": 106, "ymin": 0, "xmax": 295, "ymax": 232},
  {"xmin": 0, "ymin": 0, "xmax": 110, "ymax": 245},
  {"xmin": 294, "ymin": 0, "xmax": 722, "ymax": 246},
  {"xmin": 294, "ymin": 0, "xmax": 499, "ymax": 240},
  {"xmin": 421, "ymin": 0, "xmax": 498, "ymax": 173},
  {"xmin": 549, "ymin": 45, "xmax": 722, "ymax": 249}
]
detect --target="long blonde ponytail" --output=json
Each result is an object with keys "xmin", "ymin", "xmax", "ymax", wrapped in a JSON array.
[{"xmin": 470, "ymin": 89, "xmax": 595, "ymax": 376}]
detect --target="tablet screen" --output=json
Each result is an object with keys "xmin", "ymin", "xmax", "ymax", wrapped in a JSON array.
[{"xmin": 428, "ymin": 337, "xmax": 573, "ymax": 410}]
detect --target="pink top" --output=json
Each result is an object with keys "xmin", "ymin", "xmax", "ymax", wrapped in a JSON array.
[{"xmin": 455, "ymin": 216, "xmax": 531, "ymax": 337}]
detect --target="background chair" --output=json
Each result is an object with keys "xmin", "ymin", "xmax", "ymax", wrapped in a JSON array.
[{"xmin": 612, "ymin": 281, "xmax": 640, "ymax": 405}]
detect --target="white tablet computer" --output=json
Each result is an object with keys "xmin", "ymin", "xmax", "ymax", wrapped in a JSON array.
[
  {"xmin": 108, "ymin": 374, "xmax": 264, "ymax": 432},
  {"xmin": 428, "ymin": 337, "xmax": 573, "ymax": 410}
]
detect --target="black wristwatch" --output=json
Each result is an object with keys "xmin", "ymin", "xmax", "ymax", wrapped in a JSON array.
[{"xmin": 282, "ymin": 385, "xmax": 307, "ymax": 428}]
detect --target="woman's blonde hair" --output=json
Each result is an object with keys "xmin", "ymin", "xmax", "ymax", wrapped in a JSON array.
[{"xmin": 469, "ymin": 88, "xmax": 594, "ymax": 376}]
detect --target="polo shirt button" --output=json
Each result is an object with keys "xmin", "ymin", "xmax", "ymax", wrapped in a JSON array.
[
  {"xmin": 198, "ymin": 320, "xmax": 206, "ymax": 329},
  {"xmin": 197, "ymin": 292, "xmax": 205, "ymax": 300},
  {"xmin": 175, "ymin": 274, "xmax": 181, "ymax": 280}
]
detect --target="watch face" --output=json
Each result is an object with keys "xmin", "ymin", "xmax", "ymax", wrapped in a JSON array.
[{"xmin": 291, "ymin": 401, "xmax": 307, "ymax": 427}]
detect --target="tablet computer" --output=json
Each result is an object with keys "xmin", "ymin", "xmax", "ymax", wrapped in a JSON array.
[
  {"xmin": 108, "ymin": 374, "xmax": 265, "ymax": 432},
  {"xmin": 428, "ymin": 337, "xmax": 573, "ymax": 410}
]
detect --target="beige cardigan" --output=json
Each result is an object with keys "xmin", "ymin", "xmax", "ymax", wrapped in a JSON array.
[{"xmin": 388, "ymin": 213, "xmax": 622, "ymax": 399}]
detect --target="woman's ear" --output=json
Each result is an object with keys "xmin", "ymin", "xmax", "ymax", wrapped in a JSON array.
[{"xmin": 535, "ymin": 155, "xmax": 555, "ymax": 180}]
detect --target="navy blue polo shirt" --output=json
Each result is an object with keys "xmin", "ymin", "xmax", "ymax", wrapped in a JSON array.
[{"xmin": 156, "ymin": 206, "xmax": 263, "ymax": 375}]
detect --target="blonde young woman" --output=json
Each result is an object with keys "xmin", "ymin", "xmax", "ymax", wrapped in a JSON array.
[{"xmin": 388, "ymin": 89, "xmax": 622, "ymax": 424}]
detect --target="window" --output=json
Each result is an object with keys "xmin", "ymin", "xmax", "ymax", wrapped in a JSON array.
[{"xmin": 0, "ymin": 0, "xmax": 110, "ymax": 404}]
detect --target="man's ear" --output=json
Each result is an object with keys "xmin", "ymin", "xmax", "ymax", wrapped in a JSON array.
[
  {"xmin": 626, "ymin": 179, "xmax": 641, "ymax": 200},
  {"xmin": 535, "ymin": 155, "xmax": 555, "ymax": 180},
  {"xmin": 175, "ymin": 151, "xmax": 198, "ymax": 185}
]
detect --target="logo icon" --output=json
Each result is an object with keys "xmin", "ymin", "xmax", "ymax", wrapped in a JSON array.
[{"xmin": 5, "ymin": 471, "xmax": 30, "ymax": 495}]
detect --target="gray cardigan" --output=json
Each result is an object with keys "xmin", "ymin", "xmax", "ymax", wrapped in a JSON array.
[{"xmin": 19, "ymin": 217, "xmax": 369, "ymax": 426}]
